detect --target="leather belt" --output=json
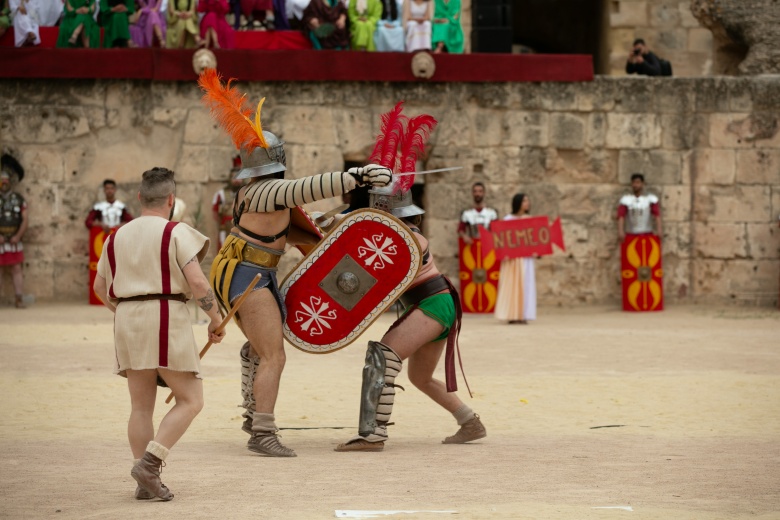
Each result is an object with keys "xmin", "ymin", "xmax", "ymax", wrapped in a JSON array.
[
  {"xmin": 242, "ymin": 242, "xmax": 281, "ymax": 268},
  {"xmin": 400, "ymin": 275, "xmax": 449, "ymax": 308},
  {"xmin": 116, "ymin": 293, "xmax": 188, "ymax": 303}
]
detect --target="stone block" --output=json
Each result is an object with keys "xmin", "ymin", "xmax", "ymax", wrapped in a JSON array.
[
  {"xmin": 679, "ymin": 1, "xmax": 699, "ymax": 27},
  {"xmin": 695, "ymin": 78, "xmax": 732, "ymax": 113},
  {"xmin": 612, "ymin": 78, "xmax": 659, "ymax": 113},
  {"xmin": 470, "ymin": 83, "xmax": 512, "ymax": 109},
  {"xmin": 661, "ymin": 185, "xmax": 691, "ymax": 222},
  {"xmin": 425, "ymin": 218, "xmax": 460, "ymax": 260},
  {"xmin": 736, "ymin": 149, "xmax": 780, "ymax": 185},
  {"xmin": 750, "ymin": 76, "xmax": 780, "ymax": 112},
  {"xmin": 285, "ymin": 145, "xmax": 344, "ymax": 180},
  {"xmin": 694, "ymin": 222, "xmax": 747, "ymax": 258},
  {"xmin": 558, "ymin": 184, "xmax": 621, "ymax": 226},
  {"xmin": 606, "ymin": 113, "xmax": 661, "ymax": 149},
  {"xmin": 655, "ymin": 79, "xmax": 696, "ymax": 114},
  {"xmin": 671, "ymin": 51, "xmax": 713, "ymax": 77},
  {"xmin": 436, "ymin": 109, "xmax": 473, "ymax": 147},
  {"xmin": 333, "ymin": 109, "xmax": 376, "ymax": 160},
  {"xmin": 694, "ymin": 185, "xmax": 772, "ymax": 223},
  {"xmin": 661, "ymin": 113, "xmax": 709, "ymax": 150},
  {"xmin": 509, "ymin": 84, "xmax": 550, "ymax": 111},
  {"xmin": 546, "ymin": 149, "xmax": 619, "ymax": 184},
  {"xmin": 663, "ymin": 222, "xmax": 692, "ymax": 260},
  {"xmin": 618, "ymin": 149, "xmax": 683, "ymax": 184},
  {"xmin": 653, "ymin": 28, "xmax": 689, "ymax": 54},
  {"xmin": 687, "ymin": 27, "xmax": 713, "ymax": 53},
  {"xmin": 773, "ymin": 186, "xmax": 780, "ymax": 220},
  {"xmin": 175, "ymin": 145, "xmax": 211, "ymax": 183},
  {"xmin": 746, "ymin": 223, "xmax": 779, "ymax": 259},
  {"xmin": 20, "ymin": 257, "xmax": 55, "ymax": 301},
  {"xmin": 1, "ymin": 106, "xmax": 91, "ymax": 144},
  {"xmin": 473, "ymin": 110, "xmax": 504, "ymax": 148},
  {"xmin": 153, "ymin": 107, "xmax": 188, "ymax": 129},
  {"xmin": 692, "ymin": 149, "xmax": 736, "ymax": 185},
  {"xmin": 576, "ymin": 79, "xmax": 617, "ymax": 112},
  {"xmin": 150, "ymin": 82, "xmax": 202, "ymax": 110},
  {"xmin": 650, "ymin": 3, "xmax": 681, "ymax": 26},
  {"xmin": 272, "ymin": 106, "xmax": 339, "ymax": 146},
  {"xmin": 503, "ymin": 111, "xmax": 548, "ymax": 147},
  {"xmin": 662, "ymin": 253, "xmax": 692, "ymax": 301},
  {"xmin": 206, "ymin": 147, "xmax": 237, "ymax": 183},
  {"xmin": 728, "ymin": 79, "xmax": 753, "ymax": 113},
  {"xmin": 546, "ymin": 84, "xmax": 579, "ymax": 112},
  {"xmin": 710, "ymin": 113, "xmax": 780, "ymax": 149},
  {"xmin": 610, "ymin": 1, "xmax": 648, "ymax": 27},
  {"xmin": 549, "ymin": 113, "xmax": 586, "ymax": 150},
  {"xmin": 587, "ymin": 113, "xmax": 608, "ymax": 148},
  {"xmin": 694, "ymin": 259, "xmax": 778, "ymax": 303},
  {"xmin": 54, "ymin": 260, "xmax": 90, "ymax": 301},
  {"xmin": 183, "ymin": 108, "xmax": 230, "ymax": 146},
  {"xmin": 19, "ymin": 147, "xmax": 65, "ymax": 184}
]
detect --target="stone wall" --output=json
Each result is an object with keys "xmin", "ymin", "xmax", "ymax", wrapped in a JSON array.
[
  {"xmin": 606, "ymin": 0, "xmax": 714, "ymax": 77},
  {"xmin": 1, "ymin": 77, "xmax": 778, "ymax": 306}
]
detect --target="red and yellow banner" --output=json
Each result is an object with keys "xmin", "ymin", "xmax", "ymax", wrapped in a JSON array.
[
  {"xmin": 459, "ymin": 235, "xmax": 499, "ymax": 313},
  {"xmin": 88, "ymin": 227, "xmax": 116, "ymax": 305},
  {"xmin": 621, "ymin": 234, "xmax": 663, "ymax": 312},
  {"xmin": 481, "ymin": 216, "xmax": 565, "ymax": 259}
]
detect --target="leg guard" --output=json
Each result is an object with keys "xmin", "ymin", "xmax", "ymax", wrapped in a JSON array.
[
  {"xmin": 240, "ymin": 341, "xmax": 259, "ymax": 434},
  {"xmin": 358, "ymin": 341, "xmax": 402, "ymax": 440}
]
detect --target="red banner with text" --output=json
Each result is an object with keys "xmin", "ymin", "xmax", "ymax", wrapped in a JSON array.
[{"xmin": 480, "ymin": 216, "xmax": 566, "ymax": 259}]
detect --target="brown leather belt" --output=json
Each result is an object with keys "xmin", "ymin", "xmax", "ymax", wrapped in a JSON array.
[
  {"xmin": 400, "ymin": 275, "xmax": 449, "ymax": 308},
  {"xmin": 242, "ymin": 242, "xmax": 281, "ymax": 268},
  {"xmin": 116, "ymin": 293, "xmax": 188, "ymax": 303}
]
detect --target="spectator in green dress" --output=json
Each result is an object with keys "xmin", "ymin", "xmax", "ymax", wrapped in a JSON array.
[
  {"xmin": 431, "ymin": 0, "xmax": 462, "ymax": 54},
  {"xmin": 100, "ymin": 0, "xmax": 134, "ymax": 47},
  {"xmin": 56, "ymin": 0, "xmax": 100, "ymax": 47}
]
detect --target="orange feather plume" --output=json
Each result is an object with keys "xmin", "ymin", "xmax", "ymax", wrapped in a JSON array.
[{"xmin": 198, "ymin": 68, "xmax": 268, "ymax": 151}]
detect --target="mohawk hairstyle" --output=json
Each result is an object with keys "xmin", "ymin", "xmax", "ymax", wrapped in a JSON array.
[{"xmin": 198, "ymin": 68, "xmax": 268, "ymax": 152}]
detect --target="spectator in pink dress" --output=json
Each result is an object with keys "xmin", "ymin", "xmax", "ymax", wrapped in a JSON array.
[
  {"xmin": 199, "ymin": 0, "xmax": 234, "ymax": 49},
  {"xmin": 130, "ymin": 0, "xmax": 166, "ymax": 47},
  {"xmin": 240, "ymin": 0, "xmax": 273, "ymax": 29}
]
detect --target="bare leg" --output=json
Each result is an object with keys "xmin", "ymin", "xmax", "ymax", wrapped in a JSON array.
[
  {"xmin": 380, "ymin": 309, "xmax": 445, "ymax": 361},
  {"xmin": 126, "ymin": 369, "xmax": 158, "ymax": 459},
  {"xmin": 407, "ymin": 340, "xmax": 464, "ymax": 413},
  {"xmin": 69, "ymin": 23, "xmax": 83, "ymax": 45},
  {"xmin": 236, "ymin": 288, "xmax": 285, "ymax": 414},
  {"xmin": 154, "ymin": 24, "xmax": 165, "ymax": 47},
  {"xmin": 12, "ymin": 263, "xmax": 23, "ymax": 307},
  {"xmin": 155, "ymin": 368, "xmax": 204, "ymax": 448}
]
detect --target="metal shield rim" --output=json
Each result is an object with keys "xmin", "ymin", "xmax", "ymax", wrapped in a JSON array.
[{"xmin": 280, "ymin": 208, "xmax": 422, "ymax": 354}]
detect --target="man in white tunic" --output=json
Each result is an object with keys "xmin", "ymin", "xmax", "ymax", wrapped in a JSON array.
[
  {"xmin": 9, "ymin": 0, "xmax": 41, "ymax": 46},
  {"xmin": 94, "ymin": 167, "xmax": 225, "ymax": 501}
]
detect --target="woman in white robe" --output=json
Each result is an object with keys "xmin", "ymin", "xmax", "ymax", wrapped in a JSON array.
[
  {"xmin": 373, "ymin": 0, "xmax": 403, "ymax": 51},
  {"xmin": 10, "ymin": 0, "xmax": 40, "ymax": 46},
  {"xmin": 494, "ymin": 193, "xmax": 537, "ymax": 324},
  {"xmin": 402, "ymin": 0, "xmax": 429, "ymax": 52}
]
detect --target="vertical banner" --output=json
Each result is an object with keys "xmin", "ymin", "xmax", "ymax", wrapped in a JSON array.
[
  {"xmin": 458, "ymin": 235, "xmax": 499, "ymax": 313},
  {"xmin": 621, "ymin": 234, "xmax": 664, "ymax": 312},
  {"xmin": 88, "ymin": 227, "xmax": 113, "ymax": 305}
]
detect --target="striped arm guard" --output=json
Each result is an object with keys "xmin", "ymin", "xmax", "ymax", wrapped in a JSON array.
[
  {"xmin": 358, "ymin": 341, "xmax": 403, "ymax": 440},
  {"xmin": 242, "ymin": 172, "xmax": 359, "ymax": 213}
]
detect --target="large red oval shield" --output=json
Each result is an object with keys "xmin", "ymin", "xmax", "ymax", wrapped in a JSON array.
[{"xmin": 281, "ymin": 209, "xmax": 422, "ymax": 354}]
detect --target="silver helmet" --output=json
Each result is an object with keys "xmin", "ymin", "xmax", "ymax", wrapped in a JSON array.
[
  {"xmin": 235, "ymin": 131, "xmax": 287, "ymax": 180},
  {"xmin": 369, "ymin": 176, "xmax": 424, "ymax": 218}
]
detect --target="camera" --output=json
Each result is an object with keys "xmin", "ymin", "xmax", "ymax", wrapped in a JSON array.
[{"xmin": 633, "ymin": 48, "xmax": 641, "ymax": 56}]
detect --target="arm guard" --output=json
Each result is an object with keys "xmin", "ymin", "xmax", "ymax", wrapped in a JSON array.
[{"xmin": 242, "ymin": 171, "xmax": 359, "ymax": 213}]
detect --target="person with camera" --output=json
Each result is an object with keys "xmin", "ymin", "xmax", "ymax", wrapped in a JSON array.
[{"xmin": 626, "ymin": 38, "xmax": 662, "ymax": 77}]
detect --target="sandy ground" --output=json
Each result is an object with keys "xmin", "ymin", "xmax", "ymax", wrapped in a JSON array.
[{"xmin": 0, "ymin": 303, "xmax": 779, "ymax": 520}]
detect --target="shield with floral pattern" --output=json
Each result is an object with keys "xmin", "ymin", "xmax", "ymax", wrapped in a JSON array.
[{"xmin": 280, "ymin": 209, "xmax": 422, "ymax": 353}]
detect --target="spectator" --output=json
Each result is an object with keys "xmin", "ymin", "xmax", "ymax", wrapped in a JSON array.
[
  {"xmin": 494, "ymin": 193, "xmax": 537, "ymax": 325},
  {"xmin": 0, "ymin": 154, "xmax": 28, "ymax": 309},
  {"xmin": 56, "ymin": 0, "xmax": 100, "ymax": 47},
  {"xmin": 37, "ymin": 0, "xmax": 64, "ymax": 26},
  {"xmin": 0, "ymin": 0, "xmax": 10, "ymax": 39},
  {"xmin": 240, "ymin": 0, "xmax": 274, "ymax": 29},
  {"xmin": 402, "ymin": 0, "xmax": 430, "ymax": 52},
  {"xmin": 373, "ymin": 0, "xmax": 402, "ymax": 52},
  {"xmin": 302, "ymin": 0, "xmax": 348, "ymax": 50},
  {"xmin": 85, "ymin": 179, "xmax": 134, "ymax": 233},
  {"xmin": 9, "ymin": 0, "xmax": 41, "ymax": 46},
  {"xmin": 286, "ymin": 0, "xmax": 311, "ymax": 25},
  {"xmin": 199, "ymin": 0, "xmax": 235, "ymax": 49},
  {"xmin": 626, "ymin": 38, "xmax": 662, "ymax": 76},
  {"xmin": 165, "ymin": 0, "xmax": 199, "ymax": 48},
  {"xmin": 100, "ymin": 0, "xmax": 135, "ymax": 47},
  {"xmin": 458, "ymin": 181, "xmax": 497, "ymax": 245},
  {"xmin": 431, "ymin": 0, "xmax": 461, "ymax": 54},
  {"xmin": 348, "ymin": 0, "xmax": 380, "ymax": 50},
  {"xmin": 129, "ymin": 0, "xmax": 166, "ymax": 47}
]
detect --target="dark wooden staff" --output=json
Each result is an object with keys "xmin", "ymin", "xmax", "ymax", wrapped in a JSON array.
[{"xmin": 165, "ymin": 273, "xmax": 261, "ymax": 404}]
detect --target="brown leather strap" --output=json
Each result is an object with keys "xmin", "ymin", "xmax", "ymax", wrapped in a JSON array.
[
  {"xmin": 116, "ymin": 293, "xmax": 188, "ymax": 303},
  {"xmin": 399, "ymin": 275, "xmax": 449, "ymax": 308}
]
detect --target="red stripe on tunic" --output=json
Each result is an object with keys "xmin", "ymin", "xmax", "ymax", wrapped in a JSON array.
[
  {"xmin": 158, "ymin": 222, "xmax": 180, "ymax": 367},
  {"xmin": 106, "ymin": 233, "xmax": 117, "ymax": 299}
]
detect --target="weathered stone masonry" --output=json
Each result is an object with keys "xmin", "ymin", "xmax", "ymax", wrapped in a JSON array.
[{"xmin": 0, "ymin": 76, "xmax": 778, "ymax": 306}]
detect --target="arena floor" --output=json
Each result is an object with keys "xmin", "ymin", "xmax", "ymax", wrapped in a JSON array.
[{"xmin": 1, "ymin": 303, "xmax": 778, "ymax": 519}]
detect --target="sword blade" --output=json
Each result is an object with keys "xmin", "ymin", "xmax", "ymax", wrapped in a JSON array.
[{"xmin": 395, "ymin": 166, "xmax": 463, "ymax": 177}]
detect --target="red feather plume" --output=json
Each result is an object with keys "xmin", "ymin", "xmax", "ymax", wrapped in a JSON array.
[
  {"xmin": 198, "ymin": 68, "xmax": 264, "ymax": 152},
  {"xmin": 369, "ymin": 101, "xmax": 407, "ymax": 170},
  {"xmin": 397, "ymin": 114, "xmax": 437, "ymax": 191}
]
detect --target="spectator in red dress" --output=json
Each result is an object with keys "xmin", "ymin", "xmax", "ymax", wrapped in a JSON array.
[{"xmin": 199, "ymin": 0, "xmax": 234, "ymax": 48}]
